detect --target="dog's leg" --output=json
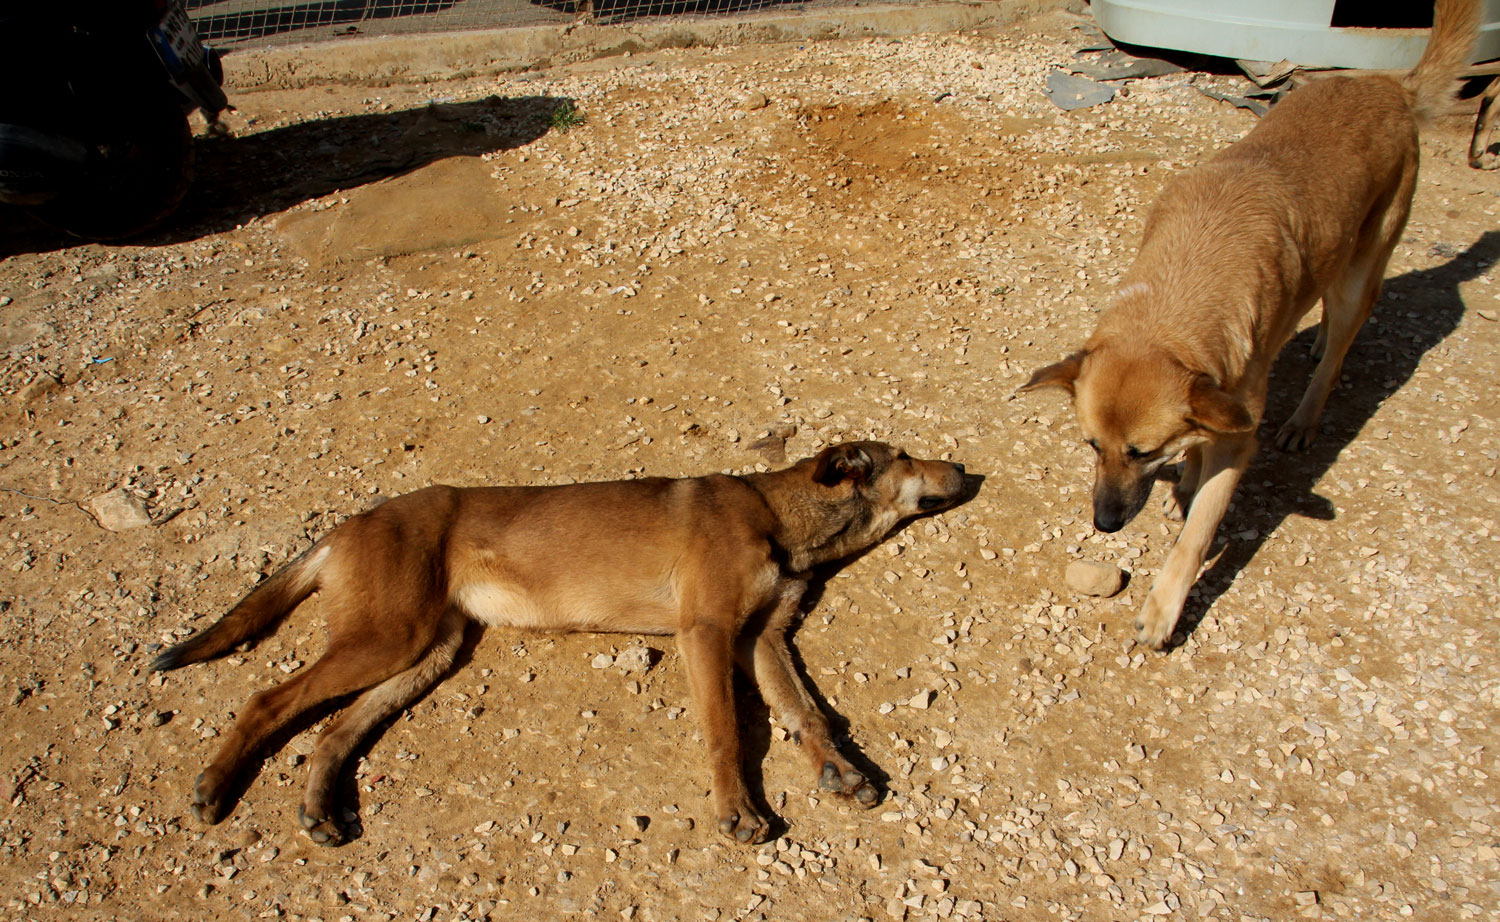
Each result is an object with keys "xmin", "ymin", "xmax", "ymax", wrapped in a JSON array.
[
  {"xmin": 1164, "ymin": 445, "xmax": 1204, "ymax": 521},
  {"xmin": 734, "ymin": 584, "xmax": 880, "ymax": 809},
  {"xmin": 1275, "ymin": 277, "xmax": 1366, "ymax": 450},
  {"xmin": 680, "ymin": 618, "xmax": 768, "ymax": 844},
  {"xmin": 298, "ymin": 609, "xmax": 467, "ymax": 845},
  {"xmin": 1137, "ymin": 433, "xmax": 1254, "ymax": 649},
  {"xmin": 1471, "ymin": 76, "xmax": 1500, "ymax": 170},
  {"xmin": 1277, "ymin": 175, "xmax": 1414, "ymax": 451},
  {"xmin": 1310, "ymin": 306, "xmax": 1330, "ymax": 362},
  {"xmin": 189, "ymin": 611, "xmax": 440, "ymax": 827}
]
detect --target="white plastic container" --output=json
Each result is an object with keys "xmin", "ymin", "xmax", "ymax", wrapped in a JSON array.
[{"xmin": 1092, "ymin": 0, "xmax": 1500, "ymax": 69}]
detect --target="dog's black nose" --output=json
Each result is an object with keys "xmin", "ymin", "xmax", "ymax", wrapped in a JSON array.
[
  {"xmin": 1094, "ymin": 513, "xmax": 1125, "ymax": 534},
  {"xmin": 1094, "ymin": 491, "xmax": 1129, "ymax": 533},
  {"xmin": 954, "ymin": 462, "xmax": 966, "ymax": 474}
]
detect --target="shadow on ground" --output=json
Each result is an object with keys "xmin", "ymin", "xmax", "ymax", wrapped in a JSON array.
[{"xmin": 0, "ymin": 94, "xmax": 569, "ymax": 258}]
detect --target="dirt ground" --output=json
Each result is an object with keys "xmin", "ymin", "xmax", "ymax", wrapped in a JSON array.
[{"xmin": 2, "ymin": 8, "xmax": 1499, "ymax": 922}]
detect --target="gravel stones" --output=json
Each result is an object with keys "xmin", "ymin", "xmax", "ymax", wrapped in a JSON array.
[
  {"xmin": 591, "ymin": 644, "xmax": 657, "ymax": 674},
  {"xmin": 612, "ymin": 644, "xmax": 655, "ymax": 674}
]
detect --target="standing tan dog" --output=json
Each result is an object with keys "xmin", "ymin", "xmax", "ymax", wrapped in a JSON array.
[
  {"xmin": 1022, "ymin": 0, "xmax": 1477, "ymax": 649},
  {"xmin": 153, "ymin": 442, "xmax": 968, "ymax": 845}
]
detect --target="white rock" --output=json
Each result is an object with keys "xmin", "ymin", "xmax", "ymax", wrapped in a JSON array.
[
  {"xmin": 89, "ymin": 490, "xmax": 151, "ymax": 531},
  {"xmin": 1065, "ymin": 560, "xmax": 1125, "ymax": 597},
  {"xmin": 613, "ymin": 645, "xmax": 655, "ymax": 674}
]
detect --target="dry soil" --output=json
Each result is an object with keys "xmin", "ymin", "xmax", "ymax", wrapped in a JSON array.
[{"xmin": 2, "ymin": 9, "xmax": 1499, "ymax": 922}]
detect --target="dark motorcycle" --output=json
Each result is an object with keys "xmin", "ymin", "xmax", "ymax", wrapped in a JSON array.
[{"xmin": 0, "ymin": 0, "xmax": 228, "ymax": 240}]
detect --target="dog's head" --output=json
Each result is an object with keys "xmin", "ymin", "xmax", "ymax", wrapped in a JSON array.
[
  {"xmin": 810, "ymin": 440, "xmax": 968, "ymax": 515},
  {"xmin": 771, "ymin": 441, "xmax": 969, "ymax": 569},
  {"xmin": 1020, "ymin": 346, "xmax": 1253, "ymax": 532}
]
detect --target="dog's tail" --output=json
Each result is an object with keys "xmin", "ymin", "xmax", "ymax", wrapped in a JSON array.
[
  {"xmin": 150, "ymin": 542, "xmax": 330, "ymax": 671},
  {"xmin": 1404, "ymin": 0, "xmax": 1481, "ymax": 123}
]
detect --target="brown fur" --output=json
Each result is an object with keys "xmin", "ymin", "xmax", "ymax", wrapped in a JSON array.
[
  {"xmin": 1021, "ymin": 0, "xmax": 1477, "ymax": 649},
  {"xmin": 154, "ymin": 442, "xmax": 967, "ymax": 845}
]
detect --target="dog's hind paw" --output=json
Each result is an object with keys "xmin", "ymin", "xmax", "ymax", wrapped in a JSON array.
[
  {"xmin": 819, "ymin": 761, "xmax": 880, "ymax": 807},
  {"xmin": 298, "ymin": 803, "xmax": 346, "ymax": 846},
  {"xmin": 190, "ymin": 770, "xmax": 227, "ymax": 825},
  {"xmin": 716, "ymin": 799, "xmax": 770, "ymax": 845}
]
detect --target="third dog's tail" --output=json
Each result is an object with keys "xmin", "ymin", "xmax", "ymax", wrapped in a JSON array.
[
  {"xmin": 1404, "ymin": 0, "xmax": 1481, "ymax": 123},
  {"xmin": 150, "ymin": 542, "xmax": 331, "ymax": 671}
]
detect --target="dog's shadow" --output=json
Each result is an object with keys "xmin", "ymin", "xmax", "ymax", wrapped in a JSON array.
[{"xmin": 1170, "ymin": 230, "xmax": 1499, "ymax": 643}]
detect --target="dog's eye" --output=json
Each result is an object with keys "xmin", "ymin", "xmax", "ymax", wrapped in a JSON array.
[{"xmin": 1126, "ymin": 445, "xmax": 1148, "ymax": 460}]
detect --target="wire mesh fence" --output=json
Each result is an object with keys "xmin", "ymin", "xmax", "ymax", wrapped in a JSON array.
[{"xmin": 189, "ymin": 0, "xmax": 863, "ymax": 49}]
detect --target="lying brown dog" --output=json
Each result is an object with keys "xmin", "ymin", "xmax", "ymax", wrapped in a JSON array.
[
  {"xmin": 1022, "ymin": 0, "xmax": 1477, "ymax": 649},
  {"xmin": 153, "ymin": 442, "xmax": 968, "ymax": 844}
]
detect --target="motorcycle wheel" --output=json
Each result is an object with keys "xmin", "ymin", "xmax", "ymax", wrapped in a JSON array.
[{"xmin": 32, "ymin": 91, "xmax": 194, "ymax": 241}]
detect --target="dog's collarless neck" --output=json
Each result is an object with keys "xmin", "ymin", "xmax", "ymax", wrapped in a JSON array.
[{"xmin": 738, "ymin": 472, "xmax": 861, "ymax": 574}]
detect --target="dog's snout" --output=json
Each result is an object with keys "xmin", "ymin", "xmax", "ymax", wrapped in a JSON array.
[{"xmin": 953, "ymin": 462, "xmax": 966, "ymax": 474}]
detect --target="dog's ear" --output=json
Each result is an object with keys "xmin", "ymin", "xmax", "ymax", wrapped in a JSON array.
[
  {"xmin": 1187, "ymin": 375, "xmax": 1255, "ymax": 433},
  {"xmin": 811, "ymin": 444, "xmax": 873, "ymax": 486},
  {"xmin": 1018, "ymin": 351, "xmax": 1086, "ymax": 396}
]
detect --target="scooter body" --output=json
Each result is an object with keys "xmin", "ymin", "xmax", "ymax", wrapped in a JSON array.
[{"xmin": 0, "ymin": 0, "xmax": 227, "ymax": 238}]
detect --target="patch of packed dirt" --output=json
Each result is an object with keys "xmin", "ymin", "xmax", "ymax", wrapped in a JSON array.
[{"xmin": 2, "ymin": 9, "xmax": 1498, "ymax": 922}]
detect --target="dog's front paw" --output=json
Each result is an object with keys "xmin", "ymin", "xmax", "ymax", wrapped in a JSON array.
[
  {"xmin": 298, "ymin": 803, "xmax": 346, "ymax": 846},
  {"xmin": 819, "ymin": 760, "xmax": 880, "ymax": 807},
  {"xmin": 717, "ymin": 797, "xmax": 771, "ymax": 845},
  {"xmin": 190, "ymin": 770, "xmax": 228, "ymax": 825},
  {"xmin": 1134, "ymin": 595, "xmax": 1180, "ymax": 651}
]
